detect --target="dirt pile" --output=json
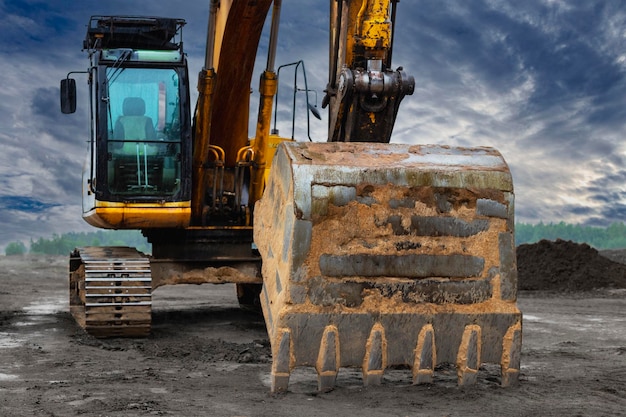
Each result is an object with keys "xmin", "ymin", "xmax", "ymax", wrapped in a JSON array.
[{"xmin": 517, "ymin": 239, "xmax": 626, "ymax": 291}]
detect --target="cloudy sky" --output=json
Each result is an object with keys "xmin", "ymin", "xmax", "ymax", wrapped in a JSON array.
[{"xmin": 1, "ymin": 0, "xmax": 626, "ymax": 251}]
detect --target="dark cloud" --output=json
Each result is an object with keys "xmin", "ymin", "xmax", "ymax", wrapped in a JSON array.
[
  {"xmin": 30, "ymin": 86, "xmax": 88, "ymax": 146},
  {"xmin": 588, "ymin": 188, "xmax": 623, "ymax": 204},
  {"xmin": 30, "ymin": 87, "xmax": 60, "ymax": 121},
  {"xmin": 397, "ymin": 1, "xmax": 626, "ymax": 122},
  {"xmin": 567, "ymin": 205, "xmax": 595, "ymax": 216},
  {"xmin": 594, "ymin": 203, "xmax": 626, "ymax": 224},
  {"xmin": 0, "ymin": 195, "xmax": 59, "ymax": 212},
  {"xmin": 0, "ymin": 1, "xmax": 79, "ymax": 53}
]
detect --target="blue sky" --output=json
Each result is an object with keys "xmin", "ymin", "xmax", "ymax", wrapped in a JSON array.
[{"xmin": 1, "ymin": 0, "xmax": 626, "ymax": 251}]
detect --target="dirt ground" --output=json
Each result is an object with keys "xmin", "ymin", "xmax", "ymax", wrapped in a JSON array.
[{"xmin": 1, "ymin": 245, "xmax": 626, "ymax": 417}]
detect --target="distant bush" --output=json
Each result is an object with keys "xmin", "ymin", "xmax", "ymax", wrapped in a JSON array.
[{"xmin": 5, "ymin": 241, "xmax": 27, "ymax": 256}]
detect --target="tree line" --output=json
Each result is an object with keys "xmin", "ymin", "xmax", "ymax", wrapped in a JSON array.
[
  {"xmin": 5, "ymin": 230, "xmax": 151, "ymax": 256},
  {"xmin": 5, "ymin": 221, "xmax": 626, "ymax": 256},
  {"xmin": 515, "ymin": 221, "xmax": 626, "ymax": 249}
]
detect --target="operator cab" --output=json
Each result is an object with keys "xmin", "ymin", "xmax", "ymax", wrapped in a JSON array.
[{"xmin": 61, "ymin": 16, "xmax": 192, "ymax": 229}]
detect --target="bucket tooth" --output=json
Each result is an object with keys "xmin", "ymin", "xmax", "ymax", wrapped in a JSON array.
[
  {"xmin": 501, "ymin": 322, "xmax": 522, "ymax": 386},
  {"xmin": 316, "ymin": 325, "xmax": 340, "ymax": 392},
  {"xmin": 457, "ymin": 325, "xmax": 482, "ymax": 386},
  {"xmin": 413, "ymin": 324, "xmax": 436, "ymax": 384},
  {"xmin": 271, "ymin": 328, "xmax": 292, "ymax": 393},
  {"xmin": 362, "ymin": 323, "xmax": 387, "ymax": 386}
]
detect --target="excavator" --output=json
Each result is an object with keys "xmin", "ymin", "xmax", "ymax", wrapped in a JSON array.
[{"xmin": 60, "ymin": 1, "xmax": 521, "ymax": 392}]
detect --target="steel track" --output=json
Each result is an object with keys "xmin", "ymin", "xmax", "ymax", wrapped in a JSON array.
[{"xmin": 70, "ymin": 246, "xmax": 152, "ymax": 337}]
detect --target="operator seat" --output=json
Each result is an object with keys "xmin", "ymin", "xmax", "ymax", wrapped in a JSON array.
[
  {"xmin": 109, "ymin": 97, "xmax": 161, "ymax": 194},
  {"xmin": 114, "ymin": 97, "xmax": 156, "ymax": 140}
]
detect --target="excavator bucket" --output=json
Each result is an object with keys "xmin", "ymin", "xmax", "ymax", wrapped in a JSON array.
[{"xmin": 254, "ymin": 142, "xmax": 522, "ymax": 392}]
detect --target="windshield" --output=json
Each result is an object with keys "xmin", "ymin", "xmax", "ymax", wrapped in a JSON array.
[{"xmin": 105, "ymin": 67, "xmax": 183, "ymax": 198}]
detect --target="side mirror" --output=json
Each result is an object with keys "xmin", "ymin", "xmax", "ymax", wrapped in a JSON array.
[{"xmin": 60, "ymin": 78, "xmax": 77, "ymax": 114}]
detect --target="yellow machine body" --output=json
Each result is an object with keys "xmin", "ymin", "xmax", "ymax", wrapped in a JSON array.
[{"xmin": 83, "ymin": 201, "xmax": 191, "ymax": 229}]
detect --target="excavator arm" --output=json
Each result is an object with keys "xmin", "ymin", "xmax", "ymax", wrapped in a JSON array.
[
  {"xmin": 192, "ymin": 0, "xmax": 415, "ymax": 225},
  {"xmin": 191, "ymin": 0, "xmax": 275, "ymax": 224},
  {"xmin": 324, "ymin": 0, "xmax": 414, "ymax": 142}
]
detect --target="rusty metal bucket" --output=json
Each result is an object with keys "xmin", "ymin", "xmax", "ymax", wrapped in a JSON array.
[{"xmin": 254, "ymin": 142, "xmax": 522, "ymax": 392}]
